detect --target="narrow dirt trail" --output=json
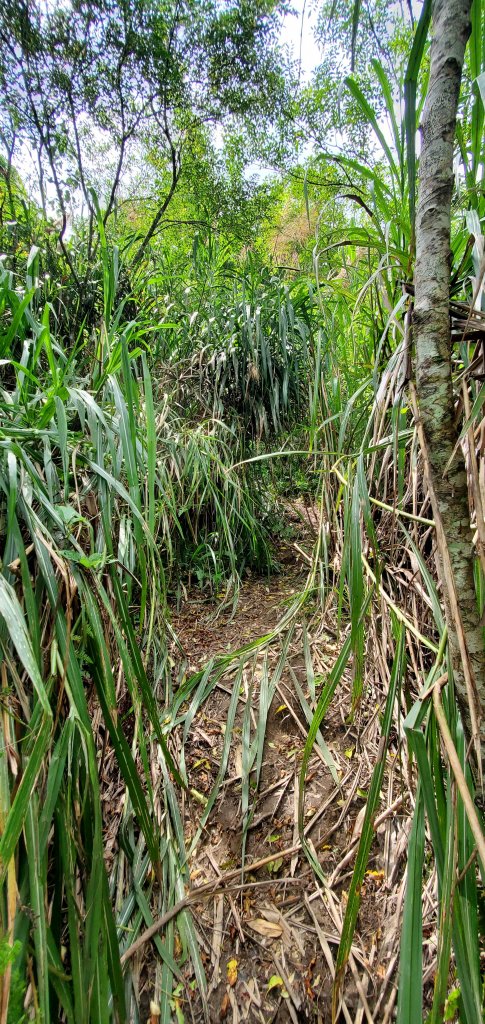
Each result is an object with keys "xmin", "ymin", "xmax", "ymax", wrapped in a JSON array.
[{"xmin": 159, "ymin": 505, "xmax": 402, "ymax": 1023}]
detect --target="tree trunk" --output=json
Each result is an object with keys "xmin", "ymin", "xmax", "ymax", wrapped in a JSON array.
[{"xmin": 414, "ymin": 0, "xmax": 485, "ymax": 785}]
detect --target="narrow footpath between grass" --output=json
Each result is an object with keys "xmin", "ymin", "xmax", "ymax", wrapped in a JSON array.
[{"xmin": 137, "ymin": 503, "xmax": 410, "ymax": 1023}]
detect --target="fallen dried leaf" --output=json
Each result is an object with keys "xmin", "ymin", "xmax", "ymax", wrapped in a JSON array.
[
  {"xmin": 219, "ymin": 992, "xmax": 230, "ymax": 1020},
  {"xmin": 247, "ymin": 918, "xmax": 283, "ymax": 939}
]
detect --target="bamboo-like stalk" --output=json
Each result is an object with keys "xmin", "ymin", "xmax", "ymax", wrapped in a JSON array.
[{"xmin": 412, "ymin": 0, "xmax": 485, "ymax": 787}]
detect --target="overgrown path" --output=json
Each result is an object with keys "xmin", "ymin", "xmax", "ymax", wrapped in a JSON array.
[{"xmin": 140, "ymin": 504, "xmax": 409, "ymax": 1023}]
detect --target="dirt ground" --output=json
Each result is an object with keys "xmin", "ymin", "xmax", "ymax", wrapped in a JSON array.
[{"xmin": 154, "ymin": 505, "xmax": 408, "ymax": 1023}]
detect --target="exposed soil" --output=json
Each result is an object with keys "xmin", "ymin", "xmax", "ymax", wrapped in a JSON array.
[{"xmin": 137, "ymin": 503, "xmax": 409, "ymax": 1023}]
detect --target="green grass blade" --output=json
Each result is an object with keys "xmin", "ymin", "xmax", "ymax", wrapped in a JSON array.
[
  {"xmin": 396, "ymin": 788, "xmax": 425, "ymax": 1024},
  {"xmin": 25, "ymin": 794, "xmax": 50, "ymax": 1022},
  {"xmin": 404, "ymin": 0, "xmax": 432, "ymax": 244}
]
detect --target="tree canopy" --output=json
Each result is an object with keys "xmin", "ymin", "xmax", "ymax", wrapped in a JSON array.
[{"xmin": 0, "ymin": 0, "xmax": 292, "ymax": 264}]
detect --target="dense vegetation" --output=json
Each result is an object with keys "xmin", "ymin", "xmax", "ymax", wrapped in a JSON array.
[{"xmin": 0, "ymin": 0, "xmax": 484, "ymax": 1021}]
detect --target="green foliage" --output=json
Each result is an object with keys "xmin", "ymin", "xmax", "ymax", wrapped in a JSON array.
[
  {"xmin": 135, "ymin": 234, "xmax": 314, "ymax": 439},
  {"xmin": 0, "ymin": 939, "xmax": 27, "ymax": 1024},
  {"xmin": 297, "ymin": 7, "xmax": 485, "ymax": 1022},
  {"xmin": 0, "ymin": 249, "xmax": 272, "ymax": 1018},
  {"xmin": 300, "ymin": 0, "xmax": 414, "ymax": 159},
  {"xmin": 0, "ymin": 2, "xmax": 484, "ymax": 1021},
  {"xmin": 0, "ymin": 0, "xmax": 291, "ymax": 278},
  {"xmin": 0, "ymin": 261, "xmax": 169, "ymax": 1020}
]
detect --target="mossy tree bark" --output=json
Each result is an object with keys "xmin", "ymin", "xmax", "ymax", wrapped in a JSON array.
[{"xmin": 414, "ymin": 0, "xmax": 485, "ymax": 783}]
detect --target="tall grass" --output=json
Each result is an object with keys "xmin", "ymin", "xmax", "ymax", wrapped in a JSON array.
[
  {"xmin": 0, "ymin": 250, "xmax": 175, "ymax": 1020},
  {"xmin": 0, "ymin": 5, "xmax": 484, "ymax": 1018},
  {"xmin": 0, "ymin": 229, "xmax": 286, "ymax": 1019},
  {"xmin": 137, "ymin": 236, "xmax": 314, "ymax": 440},
  {"xmin": 298, "ymin": 9, "xmax": 485, "ymax": 1016}
]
